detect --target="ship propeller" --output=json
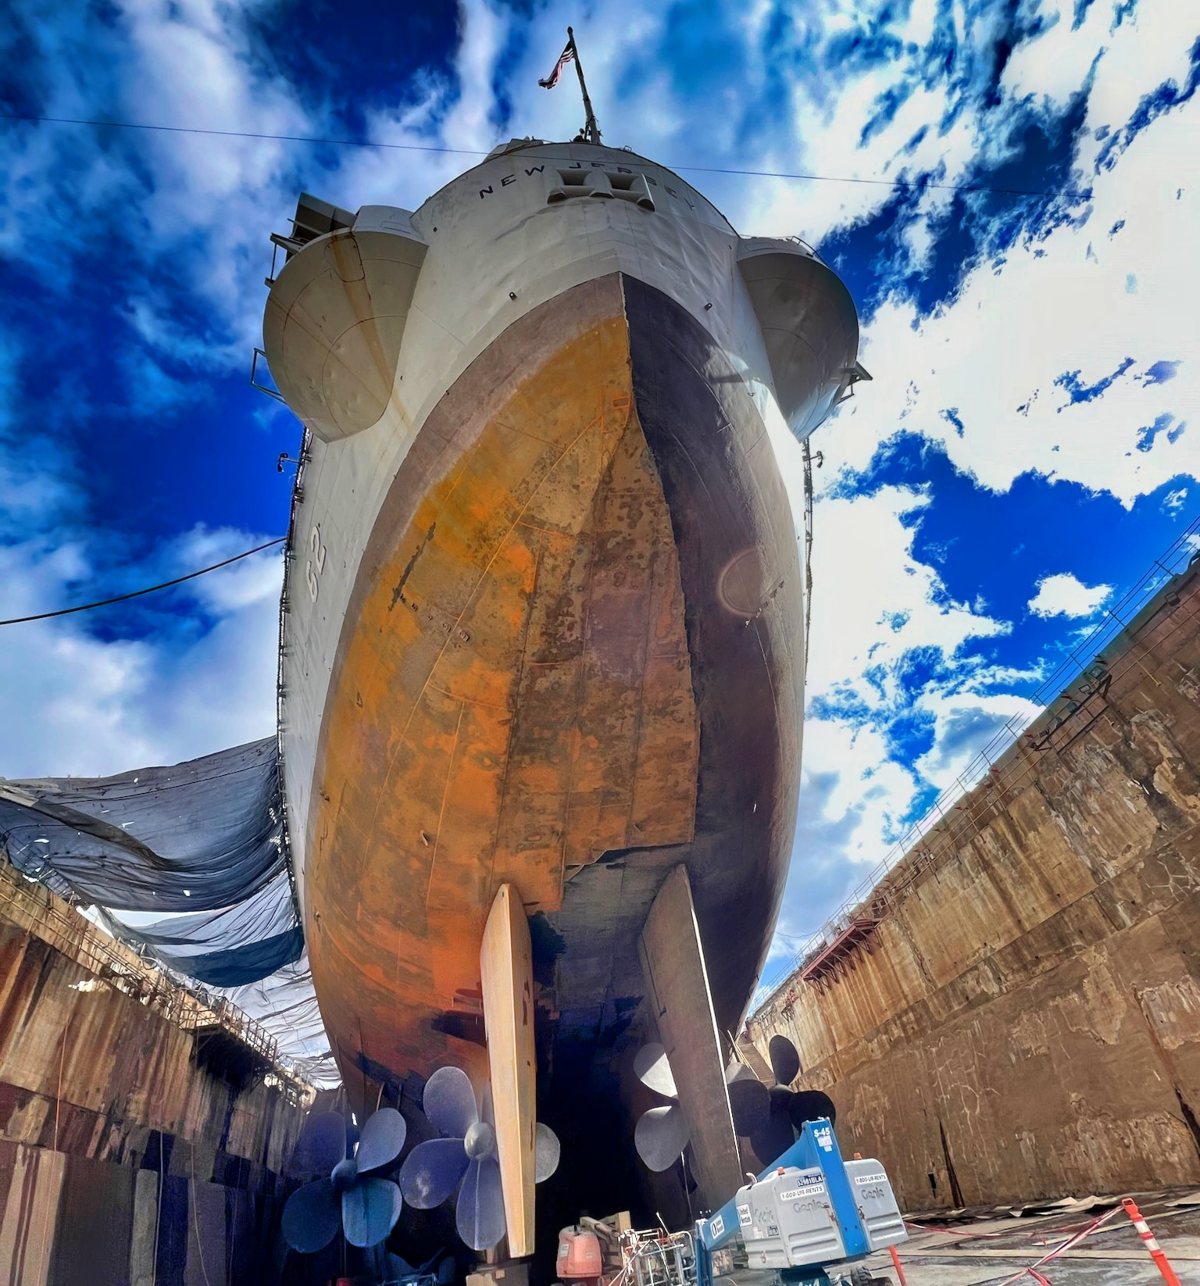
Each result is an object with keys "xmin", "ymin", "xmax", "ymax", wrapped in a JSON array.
[
  {"xmin": 727, "ymin": 1034, "xmax": 836, "ymax": 1168},
  {"xmin": 398, "ymin": 1066, "xmax": 560, "ymax": 1251},
  {"xmin": 632, "ymin": 1043, "xmax": 692, "ymax": 1171},
  {"xmin": 282, "ymin": 1107, "xmax": 406, "ymax": 1252}
]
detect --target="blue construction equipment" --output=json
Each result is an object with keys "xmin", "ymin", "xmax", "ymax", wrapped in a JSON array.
[{"xmin": 694, "ymin": 1119, "xmax": 906, "ymax": 1286}]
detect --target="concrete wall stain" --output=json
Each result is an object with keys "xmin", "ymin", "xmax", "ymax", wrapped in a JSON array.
[
  {"xmin": 749, "ymin": 568, "xmax": 1200, "ymax": 1210},
  {"xmin": 0, "ymin": 873, "xmax": 311, "ymax": 1284}
]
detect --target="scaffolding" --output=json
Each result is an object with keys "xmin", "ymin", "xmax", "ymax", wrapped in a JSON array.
[{"xmin": 0, "ymin": 857, "xmax": 313, "ymax": 1104}]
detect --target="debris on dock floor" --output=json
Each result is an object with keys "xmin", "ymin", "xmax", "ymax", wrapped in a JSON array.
[{"xmin": 859, "ymin": 1188, "xmax": 1200, "ymax": 1284}]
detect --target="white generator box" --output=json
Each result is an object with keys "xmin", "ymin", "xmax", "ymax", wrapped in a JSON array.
[
  {"xmin": 734, "ymin": 1166, "xmax": 847, "ymax": 1269},
  {"xmin": 843, "ymin": 1158, "xmax": 907, "ymax": 1251}
]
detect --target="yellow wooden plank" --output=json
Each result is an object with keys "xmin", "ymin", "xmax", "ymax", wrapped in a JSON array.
[{"xmin": 480, "ymin": 883, "xmax": 536, "ymax": 1257}]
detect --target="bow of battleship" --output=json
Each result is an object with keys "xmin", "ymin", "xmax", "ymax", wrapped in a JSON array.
[{"xmin": 262, "ymin": 136, "xmax": 864, "ymax": 1249}]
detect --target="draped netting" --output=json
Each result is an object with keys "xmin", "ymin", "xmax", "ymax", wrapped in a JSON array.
[
  {"xmin": 0, "ymin": 738, "xmax": 313, "ymax": 1008},
  {"xmin": 0, "ymin": 739, "xmax": 288, "ymax": 909}
]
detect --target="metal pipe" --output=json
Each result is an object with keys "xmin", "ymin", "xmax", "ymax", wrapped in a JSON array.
[{"xmin": 567, "ymin": 26, "xmax": 601, "ymax": 144}]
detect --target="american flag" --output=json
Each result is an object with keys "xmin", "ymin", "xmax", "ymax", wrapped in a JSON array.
[{"xmin": 538, "ymin": 38, "xmax": 576, "ymax": 89}]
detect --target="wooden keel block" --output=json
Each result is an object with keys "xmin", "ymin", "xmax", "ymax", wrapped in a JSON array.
[
  {"xmin": 638, "ymin": 864, "xmax": 743, "ymax": 1207},
  {"xmin": 480, "ymin": 883, "xmax": 537, "ymax": 1257}
]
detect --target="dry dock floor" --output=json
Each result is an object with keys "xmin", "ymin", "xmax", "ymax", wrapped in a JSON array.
[{"xmin": 858, "ymin": 1190, "xmax": 1200, "ymax": 1284}]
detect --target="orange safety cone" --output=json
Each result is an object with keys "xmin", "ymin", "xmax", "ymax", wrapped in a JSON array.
[
  {"xmin": 888, "ymin": 1245, "xmax": 908, "ymax": 1285},
  {"xmin": 1122, "ymin": 1197, "xmax": 1181, "ymax": 1286}
]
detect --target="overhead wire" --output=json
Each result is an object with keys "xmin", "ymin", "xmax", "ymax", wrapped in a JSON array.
[
  {"xmin": 0, "ymin": 107, "xmax": 1046, "ymax": 631},
  {"xmin": 0, "ymin": 537, "xmax": 286, "ymax": 627},
  {"xmin": 0, "ymin": 112, "xmax": 480, "ymax": 158},
  {"xmin": 1, "ymin": 111, "xmax": 1052, "ymax": 197}
]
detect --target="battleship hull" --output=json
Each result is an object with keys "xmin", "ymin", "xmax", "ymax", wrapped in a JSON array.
[
  {"xmin": 265, "ymin": 140, "xmax": 861, "ymax": 1228},
  {"xmin": 305, "ymin": 269, "xmax": 799, "ymax": 1087}
]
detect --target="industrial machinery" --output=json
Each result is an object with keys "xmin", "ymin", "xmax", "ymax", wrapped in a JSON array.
[
  {"xmin": 694, "ymin": 1120, "xmax": 906, "ymax": 1286},
  {"xmin": 619, "ymin": 1227, "xmax": 697, "ymax": 1286},
  {"xmin": 557, "ymin": 1225, "xmax": 604, "ymax": 1279}
]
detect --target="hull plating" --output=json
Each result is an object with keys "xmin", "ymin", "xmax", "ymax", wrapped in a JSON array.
[{"xmin": 302, "ymin": 274, "xmax": 802, "ymax": 1109}]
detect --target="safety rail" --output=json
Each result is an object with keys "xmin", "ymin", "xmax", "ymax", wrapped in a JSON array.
[
  {"xmin": 754, "ymin": 514, "xmax": 1200, "ymax": 1016},
  {"xmin": 0, "ymin": 858, "xmax": 313, "ymax": 1102}
]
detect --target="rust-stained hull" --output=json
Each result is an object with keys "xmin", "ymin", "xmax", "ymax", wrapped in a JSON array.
[{"xmin": 304, "ymin": 273, "xmax": 802, "ymax": 1137}]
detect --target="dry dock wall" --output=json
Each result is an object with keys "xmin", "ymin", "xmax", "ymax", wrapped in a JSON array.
[
  {"xmin": 748, "ymin": 565, "xmax": 1200, "ymax": 1211},
  {"xmin": 0, "ymin": 865, "xmax": 310, "ymax": 1285}
]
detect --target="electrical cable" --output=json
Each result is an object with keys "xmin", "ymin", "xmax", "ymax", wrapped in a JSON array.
[
  {"xmin": 0, "ymin": 112, "xmax": 480, "ymax": 157},
  {"xmin": 1, "ymin": 111, "xmax": 1052, "ymax": 197},
  {"xmin": 770, "ymin": 928, "xmax": 819, "ymax": 944},
  {"xmin": 0, "ymin": 537, "xmax": 285, "ymax": 627}
]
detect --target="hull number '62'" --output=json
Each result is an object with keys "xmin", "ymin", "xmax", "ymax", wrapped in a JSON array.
[{"xmin": 305, "ymin": 524, "xmax": 328, "ymax": 602}]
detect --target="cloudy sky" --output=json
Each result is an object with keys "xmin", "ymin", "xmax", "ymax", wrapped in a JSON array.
[{"xmin": 1, "ymin": 0, "xmax": 1196, "ymax": 998}]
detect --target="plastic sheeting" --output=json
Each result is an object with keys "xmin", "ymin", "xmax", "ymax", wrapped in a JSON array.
[
  {"xmin": 101, "ymin": 867, "xmax": 303, "ymax": 986},
  {"xmin": 219, "ymin": 954, "xmax": 340, "ymax": 1087},
  {"xmin": 0, "ymin": 739, "xmax": 304, "ymax": 987}
]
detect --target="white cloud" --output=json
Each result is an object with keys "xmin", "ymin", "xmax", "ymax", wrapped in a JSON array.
[
  {"xmin": 804, "ymin": 484, "xmax": 1008, "ymax": 703},
  {"xmin": 1027, "ymin": 571, "xmax": 1112, "ymax": 618},
  {"xmin": 0, "ymin": 528, "xmax": 281, "ymax": 779},
  {"xmin": 441, "ymin": 0, "xmax": 507, "ymax": 151},
  {"xmin": 825, "ymin": 6, "xmax": 1200, "ymax": 507},
  {"xmin": 911, "ymin": 689, "xmax": 1041, "ymax": 793},
  {"xmin": 799, "ymin": 716, "xmax": 919, "ymax": 867},
  {"xmin": 999, "ymin": 0, "xmax": 1109, "ymax": 110}
]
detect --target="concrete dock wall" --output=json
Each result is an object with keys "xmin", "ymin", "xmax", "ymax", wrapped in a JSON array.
[
  {"xmin": 0, "ymin": 866, "xmax": 311, "ymax": 1284},
  {"xmin": 748, "ymin": 565, "xmax": 1200, "ymax": 1211}
]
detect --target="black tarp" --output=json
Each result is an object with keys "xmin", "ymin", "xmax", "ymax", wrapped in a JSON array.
[
  {"xmin": 166, "ymin": 928, "xmax": 303, "ymax": 987},
  {"xmin": 0, "ymin": 739, "xmax": 304, "ymax": 985},
  {"xmin": 101, "ymin": 868, "xmax": 304, "ymax": 986}
]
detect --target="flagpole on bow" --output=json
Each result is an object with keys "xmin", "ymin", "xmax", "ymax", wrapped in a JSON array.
[{"xmin": 567, "ymin": 27, "xmax": 601, "ymax": 144}]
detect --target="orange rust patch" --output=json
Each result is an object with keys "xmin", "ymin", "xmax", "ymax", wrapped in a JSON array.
[{"xmin": 307, "ymin": 310, "xmax": 699, "ymax": 1089}]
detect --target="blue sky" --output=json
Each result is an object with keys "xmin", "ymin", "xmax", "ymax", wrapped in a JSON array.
[{"xmin": 1, "ymin": 0, "xmax": 1197, "ymax": 1000}]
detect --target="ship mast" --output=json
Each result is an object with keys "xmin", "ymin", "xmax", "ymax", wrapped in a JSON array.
[{"xmin": 567, "ymin": 26, "xmax": 602, "ymax": 144}]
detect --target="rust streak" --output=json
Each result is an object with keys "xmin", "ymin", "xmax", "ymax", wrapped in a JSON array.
[
  {"xmin": 423, "ymin": 700, "xmax": 469, "ymax": 913},
  {"xmin": 389, "ymin": 521, "xmax": 436, "ymax": 611},
  {"xmin": 486, "ymin": 536, "xmax": 544, "ymax": 896}
]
